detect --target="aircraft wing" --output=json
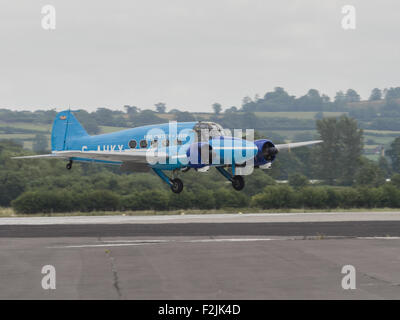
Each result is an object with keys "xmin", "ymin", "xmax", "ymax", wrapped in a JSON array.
[{"xmin": 275, "ymin": 140, "xmax": 323, "ymax": 151}]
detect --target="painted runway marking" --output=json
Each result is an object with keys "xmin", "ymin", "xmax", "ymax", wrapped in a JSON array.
[
  {"xmin": 3, "ymin": 211, "xmax": 400, "ymax": 226},
  {"xmin": 103, "ymin": 239, "xmax": 171, "ymax": 243},
  {"xmin": 48, "ymin": 238, "xmax": 278, "ymax": 249},
  {"xmin": 356, "ymin": 236, "xmax": 400, "ymax": 240},
  {"xmin": 47, "ymin": 235, "xmax": 400, "ymax": 249}
]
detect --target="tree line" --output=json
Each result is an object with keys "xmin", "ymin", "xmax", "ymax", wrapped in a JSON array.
[
  {"xmin": 2, "ymin": 86, "xmax": 400, "ymax": 136},
  {"xmin": 2, "ymin": 113, "xmax": 400, "ymax": 214},
  {"xmin": 10, "ymin": 174, "xmax": 400, "ymax": 214},
  {"xmin": 241, "ymin": 87, "xmax": 400, "ymax": 113}
]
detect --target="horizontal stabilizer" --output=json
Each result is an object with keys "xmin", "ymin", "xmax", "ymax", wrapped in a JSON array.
[
  {"xmin": 12, "ymin": 149, "xmax": 184, "ymax": 165},
  {"xmin": 275, "ymin": 140, "xmax": 323, "ymax": 150}
]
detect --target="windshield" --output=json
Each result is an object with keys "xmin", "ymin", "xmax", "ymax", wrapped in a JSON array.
[{"xmin": 193, "ymin": 122, "xmax": 226, "ymax": 142}]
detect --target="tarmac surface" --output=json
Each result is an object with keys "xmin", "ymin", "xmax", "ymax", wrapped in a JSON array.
[{"xmin": 1, "ymin": 212, "xmax": 400, "ymax": 299}]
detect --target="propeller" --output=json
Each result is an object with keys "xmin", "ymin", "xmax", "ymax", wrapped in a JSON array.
[{"xmin": 262, "ymin": 143, "xmax": 278, "ymax": 161}]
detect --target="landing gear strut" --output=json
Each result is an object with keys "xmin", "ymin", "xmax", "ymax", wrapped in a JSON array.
[
  {"xmin": 66, "ymin": 160, "xmax": 73, "ymax": 170},
  {"xmin": 152, "ymin": 168, "xmax": 184, "ymax": 194},
  {"xmin": 216, "ymin": 167, "xmax": 245, "ymax": 191}
]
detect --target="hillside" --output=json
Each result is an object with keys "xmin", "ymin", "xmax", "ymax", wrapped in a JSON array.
[{"xmin": 1, "ymin": 86, "xmax": 400, "ymax": 160}]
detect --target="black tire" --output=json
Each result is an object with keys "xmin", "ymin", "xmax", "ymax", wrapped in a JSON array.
[
  {"xmin": 66, "ymin": 162, "xmax": 72, "ymax": 170},
  {"xmin": 231, "ymin": 175, "xmax": 245, "ymax": 191},
  {"xmin": 170, "ymin": 178, "xmax": 184, "ymax": 193}
]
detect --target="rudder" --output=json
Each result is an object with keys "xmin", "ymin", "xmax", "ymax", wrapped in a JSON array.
[{"xmin": 51, "ymin": 110, "xmax": 89, "ymax": 151}]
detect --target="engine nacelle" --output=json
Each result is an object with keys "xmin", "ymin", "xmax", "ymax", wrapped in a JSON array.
[{"xmin": 254, "ymin": 139, "xmax": 278, "ymax": 166}]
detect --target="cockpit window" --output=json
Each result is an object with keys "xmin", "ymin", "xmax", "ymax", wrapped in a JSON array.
[{"xmin": 193, "ymin": 122, "xmax": 226, "ymax": 142}]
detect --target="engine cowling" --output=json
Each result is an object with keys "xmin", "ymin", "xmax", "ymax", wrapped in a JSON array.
[{"xmin": 254, "ymin": 139, "xmax": 278, "ymax": 166}]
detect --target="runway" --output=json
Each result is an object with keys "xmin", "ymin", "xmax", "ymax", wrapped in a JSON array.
[{"xmin": 1, "ymin": 212, "xmax": 400, "ymax": 299}]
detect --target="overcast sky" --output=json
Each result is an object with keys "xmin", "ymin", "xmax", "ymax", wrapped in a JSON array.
[{"xmin": 0, "ymin": 0, "xmax": 399, "ymax": 112}]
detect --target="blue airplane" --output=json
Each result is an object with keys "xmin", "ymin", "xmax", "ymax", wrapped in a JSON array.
[{"xmin": 13, "ymin": 110, "xmax": 322, "ymax": 193}]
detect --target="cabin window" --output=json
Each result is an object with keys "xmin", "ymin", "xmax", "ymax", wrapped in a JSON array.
[
  {"xmin": 151, "ymin": 139, "xmax": 158, "ymax": 147},
  {"xmin": 128, "ymin": 140, "xmax": 137, "ymax": 149},
  {"xmin": 140, "ymin": 140, "xmax": 148, "ymax": 148}
]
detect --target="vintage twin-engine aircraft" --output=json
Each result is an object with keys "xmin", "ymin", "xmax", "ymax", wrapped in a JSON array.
[{"xmin": 13, "ymin": 110, "xmax": 322, "ymax": 193}]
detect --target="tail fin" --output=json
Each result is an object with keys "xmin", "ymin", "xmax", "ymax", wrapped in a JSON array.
[{"xmin": 51, "ymin": 110, "xmax": 89, "ymax": 151}]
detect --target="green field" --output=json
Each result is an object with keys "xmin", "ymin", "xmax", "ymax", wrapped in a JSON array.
[
  {"xmin": 259, "ymin": 129, "xmax": 316, "ymax": 140},
  {"xmin": 364, "ymin": 129, "xmax": 400, "ymax": 135},
  {"xmin": 0, "ymin": 133, "xmax": 36, "ymax": 140},
  {"xmin": 99, "ymin": 125, "xmax": 130, "ymax": 134},
  {"xmin": 365, "ymin": 154, "xmax": 381, "ymax": 161},
  {"xmin": 255, "ymin": 112, "xmax": 348, "ymax": 119},
  {"xmin": 364, "ymin": 135, "xmax": 394, "ymax": 146},
  {"xmin": 364, "ymin": 145, "xmax": 379, "ymax": 149},
  {"xmin": 23, "ymin": 141, "xmax": 34, "ymax": 150},
  {"xmin": 0, "ymin": 122, "xmax": 51, "ymax": 132}
]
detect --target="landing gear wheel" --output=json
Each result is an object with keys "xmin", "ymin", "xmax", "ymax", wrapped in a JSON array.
[
  {"xmin": 170, "ymin": 178, "xmax": 184, "ymax": 194},
  {"xmin": 66, "ymin": 160, "xmax": 73, "ymax": 170},
  {"xmin": 231, "ymin": 175, "xmax": 245, "ymax": 191}
]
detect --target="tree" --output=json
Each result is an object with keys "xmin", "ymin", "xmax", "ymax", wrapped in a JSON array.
[
  {"xmin": 321, "ymin": 94, "xmax": 331, "ymax": 103},
  {"xmin": 124, "ymin": 105, "xmax": 139, "ymax": 115},
  {"xmin": 334, "ymin": 91, "xmax": 346, "ymax": 108},
  {"xmin": 94, "ymin": 108, "xmax": 116, "ymax": 126},
  {"xmin": 75, "ymin": 110, "xmax": 100, "ymax": 134},
  {"xmin": 288, "ymin": 173, "xmax": 309, "ymax": 188},
  {"xmin": 295, "ymin": 89, "xmax": 323, "ymax": 111},
  {"xmin": 387, "ymin": 137, "xmax": 400, "ymax": 173},
  {"xmin": 354, "ymin": 158, "xmax": 385, "ymax": 187},
  {"xmin": 131, "ymin": 110, "xmax": 164, "ymax": 126},
  {"xmin": 251, "ymin": 185, "xmax": 297, "ymax": 209},
  {"xmin": 0, "ymin": 171, "xmax": 26, "ymax": 206},
  {"xmin": 336, "ymin": 116, "xmax": 364, "ymax": 185},
  {"xmin": 33, "ymin": 134, "xmax": 48, "ymax": 153},
  {"xmin": 378, "ymin": 156, "xmax": 391, "ymax": 178},
  {"xmin": 242, "ymin": 96, "xmax": 252, "ymax": 106},
  {"xmin": 384, "ymin": 87, "xmax": 400, "ymax": 101},
  {"xmin": 314, "ymin": 116, "xmax": 363, "ymax": 185},
  {"xmin": 155, "ymin": 103, "xmax": 166, "ymax": 113},
  {"xmin": 263, "ymin": 87, "xmax": 296, "ymax": 111},
  {"xmin": 345, "ymin": 89, "xmax": 361, "ymax": 103},
  {"xmin": 391, "ymin": 174, "xmax": 400, "ymax": 188},
  {"xmin": 369, "ymin": 88, "xmax": 382, "ymax": 101},
  {"xmin": 335, "ymin": 90, "xmax": 346, "ymax": 104},
  {"xmin": 212, "ymin": 103, "xmax": 222, "ymax": 114},
  {"xmin": 176, "ymin": 111, "xmax": 195, "ymax": 122},
  {"xmin": 225, "ymin": 106, "xmax": 238, "ymax": 113},
  {"xmin": 313, "ymin": 118, "xmax": 341, "ymax": 184}
]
